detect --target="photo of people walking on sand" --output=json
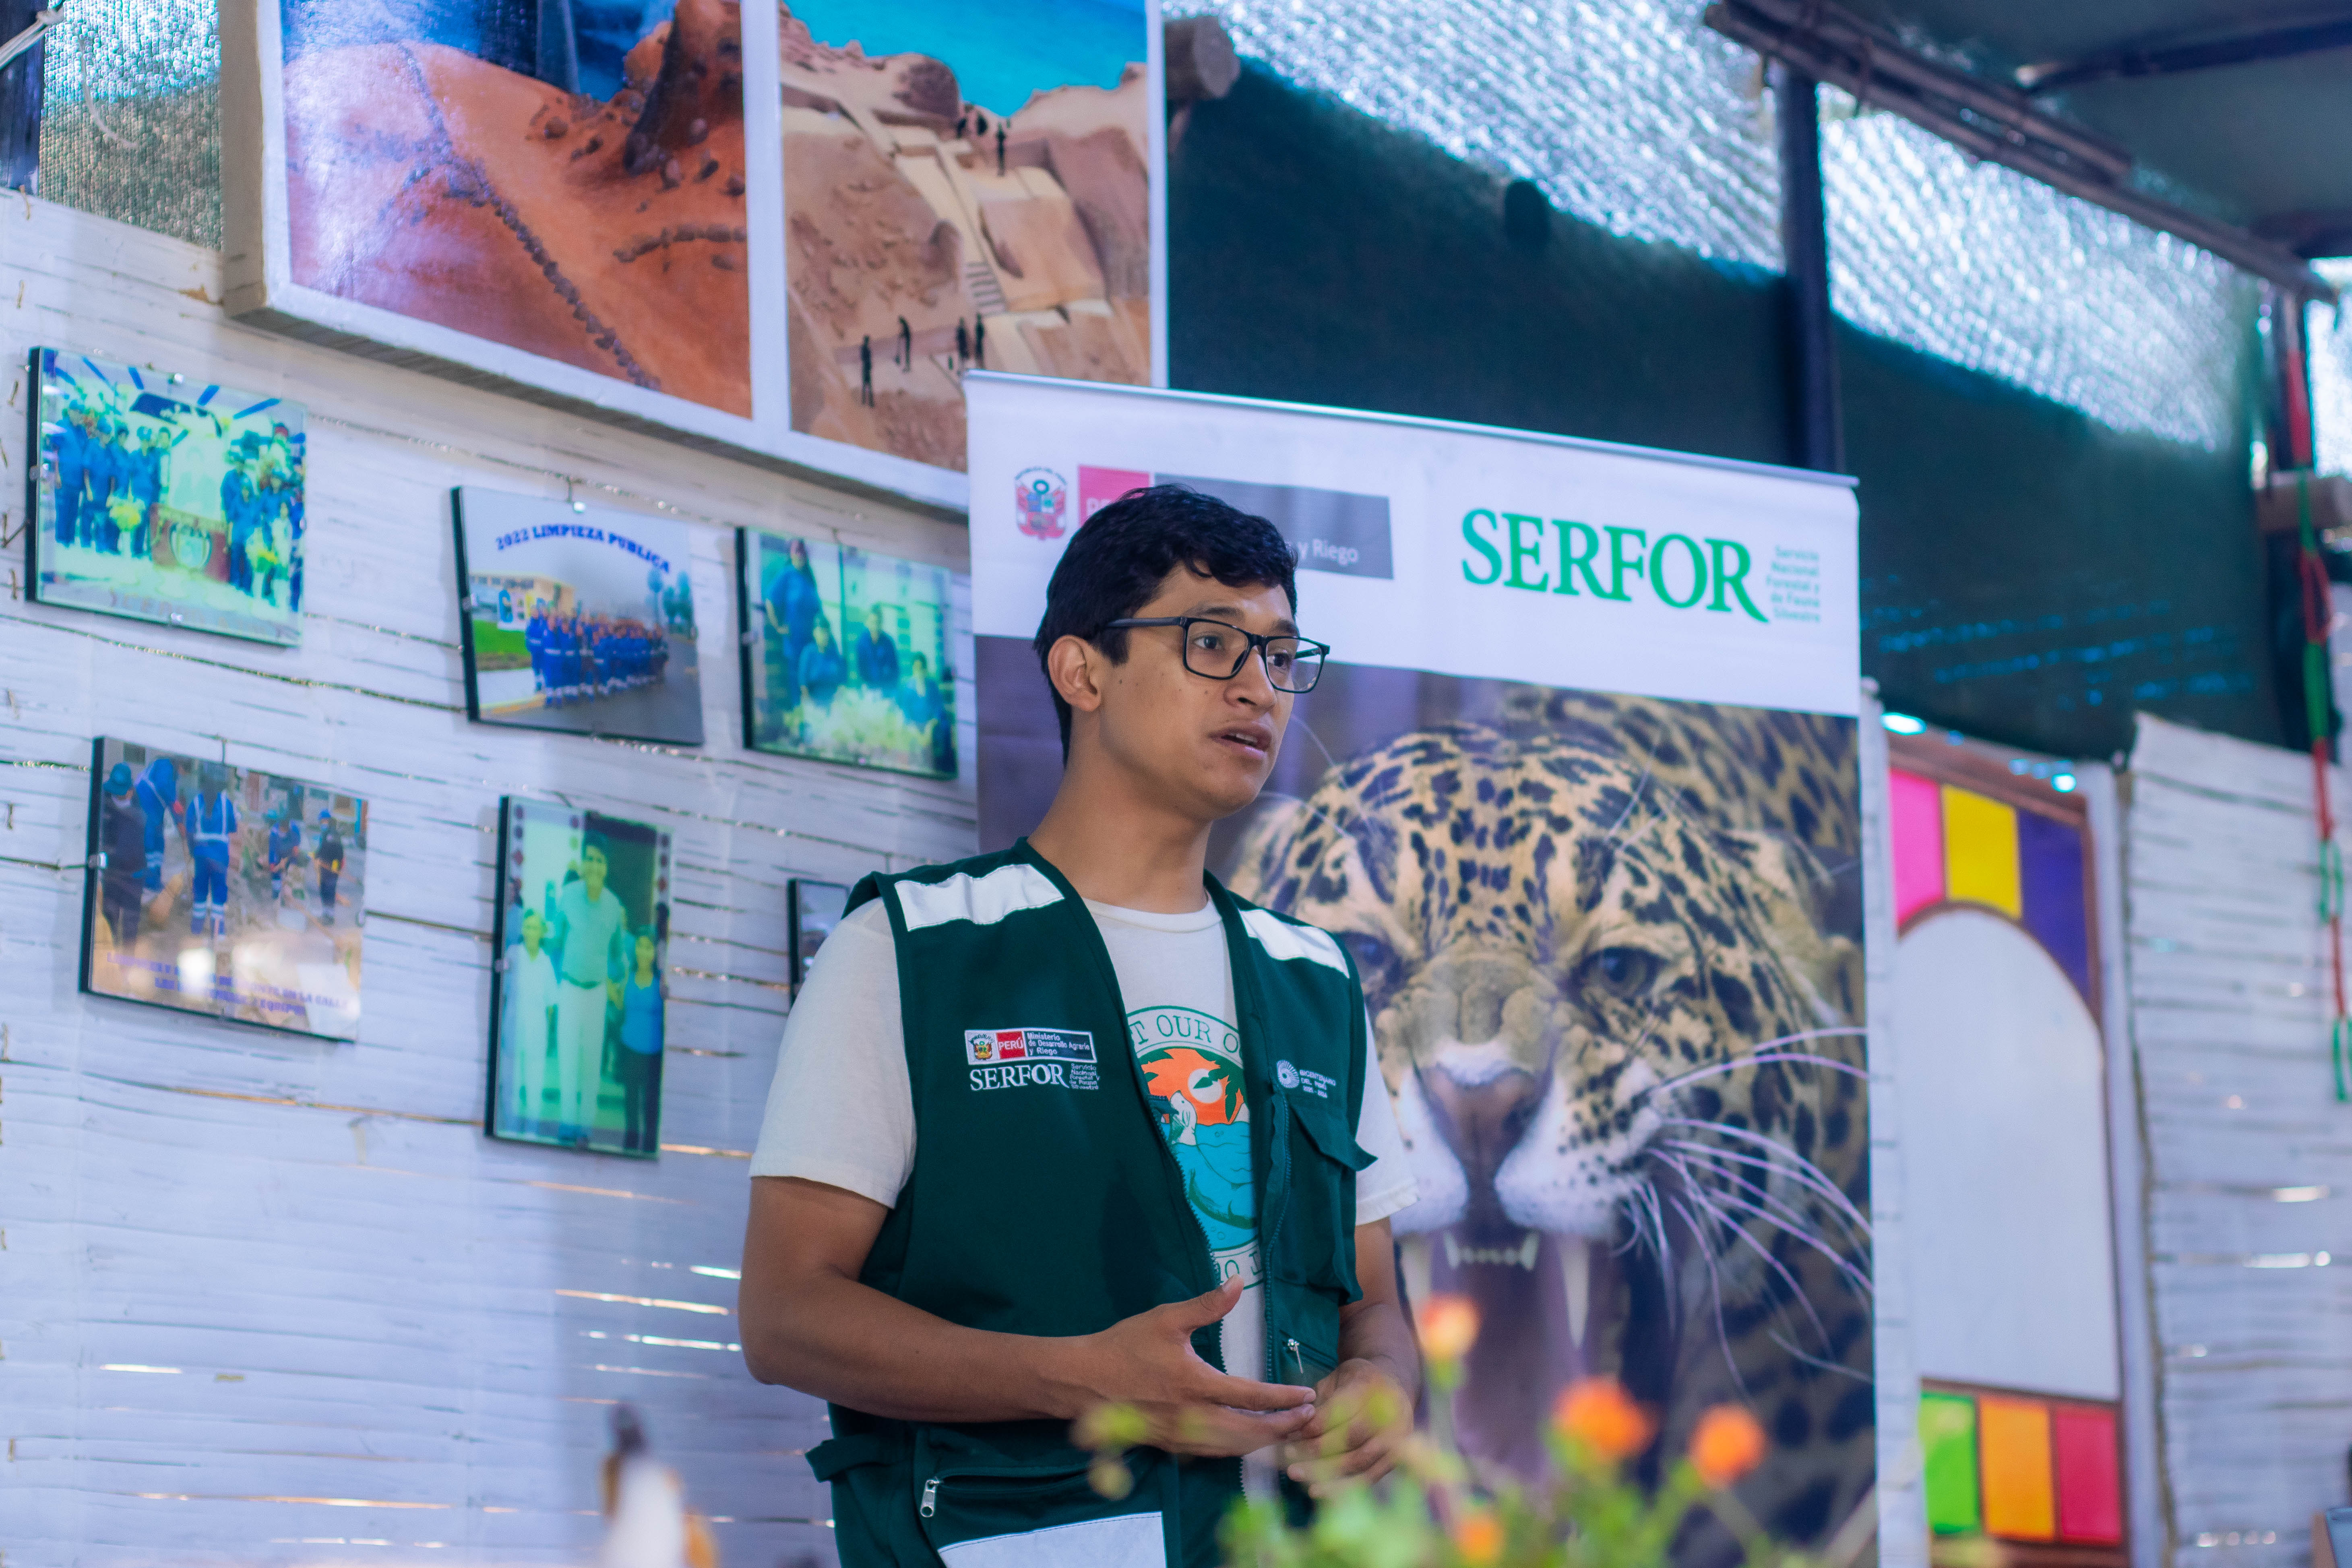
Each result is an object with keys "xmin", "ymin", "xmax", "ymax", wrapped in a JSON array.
[
  {"xmin": 487, "ymin": 797, "xmax": 674, "ymax": 1158},
  {"xmin": 778, "ymin": 0, "xmax": 1155, "ymax": 470},
  {"xmin": 275, "ymin": 0, "xmax": 752, "ymax": 415},
  {"xmin": 454, "ymin": 487, "xmax": 705, "ymax": 746},
  {"xmin": 81, "ymin": 736, "xmax": 366, "ymax": 1040},
  {"xmin": 738, "ymin": 527, "xmax": 957, "ymax": 777},
  {"xmin": 30, "ymin": 348, "xmax": 307, "ymax": 646}
]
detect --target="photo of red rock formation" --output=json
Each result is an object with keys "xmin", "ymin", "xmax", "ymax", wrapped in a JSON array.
[
  {"xmin": 778, "ymin": 5, "xmax": 1152, "ymax": 472},
  {"xmin": 283, "ymin": 0, "xmax": 752, "ymax": 416}
]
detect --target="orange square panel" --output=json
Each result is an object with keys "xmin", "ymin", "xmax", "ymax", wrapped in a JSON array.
[{"xmin": 1979, "ymin": 1397, "xmax": 2057, "ymax": 1540}]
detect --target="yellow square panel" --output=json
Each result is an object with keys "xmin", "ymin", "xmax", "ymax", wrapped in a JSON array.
[
  {"xmin": 1979, "ymin": 1395, "xmax": 2056, "ymax": 1541},
  {"xmin": 1942, "ymin": 786, "xmax": 2021, "ymax": 918}
]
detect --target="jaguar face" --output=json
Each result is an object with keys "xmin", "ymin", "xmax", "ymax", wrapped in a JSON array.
[{"xmin": 1230, "ymin": 702, "xmax": 1871, "ymax": 1541}]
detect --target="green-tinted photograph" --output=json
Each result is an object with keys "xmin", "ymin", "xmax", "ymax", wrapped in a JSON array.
[
  {"xmin": 488, "ymin": 797, "xmax": 674, "ymax": 1158},
  {"xmin": 738, "ymin": 528, "xmax": 956, "ymax": 779}
]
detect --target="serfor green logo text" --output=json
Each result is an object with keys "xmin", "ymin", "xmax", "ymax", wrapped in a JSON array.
[{"xmin": 1460, "ymin": 509, "xmax": 1769, "ymax": 623}]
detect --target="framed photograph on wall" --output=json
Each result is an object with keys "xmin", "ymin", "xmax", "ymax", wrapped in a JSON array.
[
  {"xmin": 82, "ymin": 735, "xmax": 364, "ymax": 1038},
  {"xmin": 737, "ymin": 526, "xmax": 956, "ymax": 778},
  {"xmin": 453, "ymin": 486, "xmax": 705, "ymax": 746},
  {"xmin": 777, "ymin": 0, "xmax": 1162, "ymax": 475},
  {"xmin": 488, "ymin": 796, "xmax": 674, "ymax": 1157},
  {"xmin": 218, "ymin": 0, "xmax": 1166, "ymax": 511},
  {"xmin": 29, "ymin": 348, "xmax": 306, "ymax": 645},
  {"xmin": 786, "ymin": 878, "xmax": 848, "ymax": 998}
]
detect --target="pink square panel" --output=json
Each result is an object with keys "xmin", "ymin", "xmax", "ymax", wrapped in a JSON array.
[
  {"xmin": 2052, "ymin": 1404, "xmax": 2123, "ymax": 1544},
  {"xmin": 1889, "ymin": 768, "xmax": 1947, "ymax": 925}
]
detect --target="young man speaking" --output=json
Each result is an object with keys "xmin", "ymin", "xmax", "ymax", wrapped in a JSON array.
[{"xmin": 740, "ymin": 487, "xmax": 1421, "ymax": 1567}]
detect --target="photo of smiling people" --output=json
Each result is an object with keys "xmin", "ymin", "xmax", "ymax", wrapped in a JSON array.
[
  {"xmin": 81, "ymin": 736, "xmax": 365, "ymax": 1039},
  {"xmin": 454, "ymin": 487, "xmax": 704, "ymax": 746},
  {"xmin": 488, "ymin": 798, "xmax": 674, "ymax": 1157},
  {"xmin": 30, "ymin": 348, "xmax": 307, "ymax": 645},
  {"xmin": 738, "ymin": 528, "xmax": 957, "ymax": 777}
]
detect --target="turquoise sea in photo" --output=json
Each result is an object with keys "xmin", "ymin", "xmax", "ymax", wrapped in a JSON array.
[{"xmin": 782, "ymin": 0, "xmax": 1148, "ymax": 118}]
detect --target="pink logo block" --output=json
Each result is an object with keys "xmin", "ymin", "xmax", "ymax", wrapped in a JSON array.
[{"xmin": 1078, "ymin": 467, "xmax": 1153, "ymax": 525}]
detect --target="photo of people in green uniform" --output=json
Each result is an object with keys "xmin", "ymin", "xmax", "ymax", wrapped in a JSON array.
[
  {"xmin": 30, "ymin": 348, "xmax": 307, "ymax": 646},
  {"xmin": 737, "ymin": 528, "xmax": 957, "ymax": 778},
  {"xmin": 487, "ymin": 797, "xmax": 675, "ymax": 1158}
]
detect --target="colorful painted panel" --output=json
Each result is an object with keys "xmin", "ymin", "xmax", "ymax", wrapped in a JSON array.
[
  {"xmin": 1890, "ymin": 768, "xmax": 1946, "ymax": 923},
  {"xmin": 1943, "ymin": 786, "xmax": 2021, "ymax": 918},
  {"xmin": 2017, "ymin": 809, "xmax": 2092, "ymax": 999},
  {"xmin": 1920, "ymin": 1391, "xmax": 1982, "ymax": 1534},
  {"xmin": 1887, "ymin": 764, "xmax": 2094, "ymax": 1006},
  {"xmin": 1979, "ymin": 1395, "xmax": 2058, "ymax": 1541},
  {"xmin": 2052, "ymin": 1404, "xmax": 2125, "ymax": 1544}
]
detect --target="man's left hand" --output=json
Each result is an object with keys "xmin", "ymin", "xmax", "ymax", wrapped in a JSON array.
[{"xmin": 1279, "ymin": 1357, "xmax": 1413, "ymax": 1494}]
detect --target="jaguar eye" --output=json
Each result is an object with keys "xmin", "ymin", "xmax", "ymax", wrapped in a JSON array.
[
  {"xmin": 1338, "ymin": 930, "xmax": 1403, "ymax": 1009},
  {"xmin": 1576, "ymin": 945, "xmax": 1660, "ymax": 1001}
]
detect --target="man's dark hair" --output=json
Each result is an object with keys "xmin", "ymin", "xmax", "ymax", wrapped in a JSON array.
[{"xmin": 1031, "ymin": 484, "xmax": 1298, "ymax": 750}]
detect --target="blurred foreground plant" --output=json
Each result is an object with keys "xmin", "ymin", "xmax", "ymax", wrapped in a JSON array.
[{"xmin": 1080, "ymin": 1294, "xmax": 1854, "ymax": 1568}]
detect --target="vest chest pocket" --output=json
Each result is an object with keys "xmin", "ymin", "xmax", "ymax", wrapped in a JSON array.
[{"xmin": 1265, "ymin": 1089, "xmax": 1374, "ymax": 1308}]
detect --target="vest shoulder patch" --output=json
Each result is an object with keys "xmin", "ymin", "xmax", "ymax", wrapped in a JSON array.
[
  {"xmin": 897, "ymin": 864, "xmax": 1063, "ymax": 931},
  {"xmin": 1238, "ymin": 908, "xmax": 1348, "ymax": 973}
]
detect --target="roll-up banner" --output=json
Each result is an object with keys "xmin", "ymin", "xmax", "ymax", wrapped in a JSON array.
[{"xmin": 971, "ymin": 372, "xmax": 1873, "ymax": 1551}]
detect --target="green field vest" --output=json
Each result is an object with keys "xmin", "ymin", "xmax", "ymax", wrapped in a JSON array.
[{"xmin": 805, "ymin": 839, "xmax": 1375, "ymax": 1568}]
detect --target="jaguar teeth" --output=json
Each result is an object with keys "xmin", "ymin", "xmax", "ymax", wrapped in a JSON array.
[{"xmin": 1444, "ymin": 1231, "xmax": 1540, "ymax": 1269}]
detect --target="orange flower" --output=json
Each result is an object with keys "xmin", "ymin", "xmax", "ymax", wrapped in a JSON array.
[
  {"xmin": 1551, "ymin": 1378, "xmax": 1655, "ymax": 1461},
  {"xmin": 1453, "ymin": 1509, "xmax": 1504, "ymax": 1565},
  {"xmin": 1419, "ymin": 1295, "xmax": 1482, "ymax": 1361},
  {"xmin": 1690, "ymin": 1403, "xmax": 1769, "ymax": 1488}
]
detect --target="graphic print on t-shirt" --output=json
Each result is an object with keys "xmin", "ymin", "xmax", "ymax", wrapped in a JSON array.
[{"xmin": 1133, "ymin": 1005, "xmax": 1260, "ymax": 1295}]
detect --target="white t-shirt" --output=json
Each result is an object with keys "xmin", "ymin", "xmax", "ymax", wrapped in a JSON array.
[
  {"xmin": 504, "ymin": 944, "xmax": 558, "ymax": 1046},
  {"xmin": 751, "ymin": 895, "xmax": 1418, "ymax": 1487}
]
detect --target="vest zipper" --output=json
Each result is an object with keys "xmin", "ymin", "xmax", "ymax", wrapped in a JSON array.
[{"xmin": 919, "ymin": 1476, "xmax": 938, "ymax": 1518}]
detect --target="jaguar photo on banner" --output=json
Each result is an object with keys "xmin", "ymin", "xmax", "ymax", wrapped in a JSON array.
[{"xmin": 969, "ymin": 374, "xmax": 1872, "ymax": 1557}]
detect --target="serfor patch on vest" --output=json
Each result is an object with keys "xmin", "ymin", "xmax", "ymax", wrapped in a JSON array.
[
  {"xmin": 899, "ymin": 864, "xmax": 1063, "ymax": 930},
  {"xmin": 1239, "ymin": 908, "xmax": 1347, "ymax": 972}
]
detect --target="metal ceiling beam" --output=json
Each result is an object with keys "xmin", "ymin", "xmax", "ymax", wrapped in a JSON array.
[
  {"xmin": 2257, "ymin": 208, "xmax": 2352, "ymax": 259},
  {"xmin": 1704, "ymin": 0, "xmax": 2340, "ymax": 300},
  {"xmin": 2019, "ymin": 11, "xmax": 2352, "ymax": 94}
]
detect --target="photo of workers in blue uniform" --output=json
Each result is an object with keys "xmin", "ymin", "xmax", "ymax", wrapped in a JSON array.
[
  {"xmin": 81, "ymin": 737, "xmax": 366, "ymax": 1040},
  {"xmin": 487, "ymin": 798, "xmax": 674, "ymax": 1159},
  {"xmin": 453, "ymin": 488, "xmax": 704, "ymax": 746},
  {"xmin": 738, "ymin": 529, "xmax": 958, "ymax": 778},
  {"xmin": 31, "ymin": 347, "xmax": 306, "ymax": 646}
]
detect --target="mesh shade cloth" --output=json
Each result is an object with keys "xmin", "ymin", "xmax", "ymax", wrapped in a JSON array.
[
  {"xmin": 37, "ymin": 0, "xmax": 222, "ymax": 250},
  {"xmin": 32, "ymin": 0, "xmax": 2259, "ymax": 451},
  {"xmin": 1185, "ymin": 0, "xmax": 2256, "ymax": 450},
  {"xmin": 2310, "ymin": 263, "xmax": 2352, "ymax": 480}
]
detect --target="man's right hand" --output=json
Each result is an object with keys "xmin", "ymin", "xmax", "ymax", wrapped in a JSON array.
[
  {"xmin": 1056, "ymin": 1278, "xmax": 1316, "ymax": 1457},
  {"xmin": 743, "ymin": 1178, "xmax": 1313, "ymax": 1446}
]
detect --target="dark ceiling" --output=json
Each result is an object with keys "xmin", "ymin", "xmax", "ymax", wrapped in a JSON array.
[{"xmin": 1840, "ymin": 0, "xmax": 2352, "ymax": 251}]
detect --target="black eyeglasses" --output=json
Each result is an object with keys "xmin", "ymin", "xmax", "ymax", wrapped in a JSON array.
[{"xmin": 1104, "ymin": 617, "xmax": 1330, "ymax": 694}]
